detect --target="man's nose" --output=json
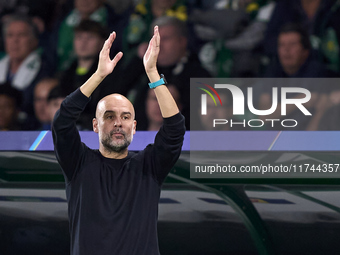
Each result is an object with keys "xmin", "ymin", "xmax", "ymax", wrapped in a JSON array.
[{"xmin": 114, "ymin": 118, "xmax": 122, "ymax": 127}]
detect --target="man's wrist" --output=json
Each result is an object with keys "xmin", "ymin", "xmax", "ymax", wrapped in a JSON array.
[
  {"xmin": 80, "ymin": 72, "xmax": 106, "ymax": 98},
  {"xmin": 94, "ymin": 71, "xmax": 107, "ymax": 82},
  {"xmin": 146, "ymin": 70, "xmax": 160, "ymax": 83},
  {"xmin": 149, "ymin": 74, "xmax": 167, "ymax": 89}
]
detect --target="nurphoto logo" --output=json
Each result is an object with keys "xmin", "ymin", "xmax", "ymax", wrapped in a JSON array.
[{"xmin": 198, "ymin": 82, "xmax": 312, "ymax": 129}]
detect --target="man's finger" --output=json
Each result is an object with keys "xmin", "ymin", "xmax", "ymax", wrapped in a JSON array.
[
  {"xmin": 111, "ymin": 51, "xmax": 123, "ymax": 66},
  {"xmin": 108, "ymin": 32, "xmax": 116, "ymax": 48},
  {"xmin": 154, "ymin": 26, "xmax": 160, "ymax": 47},
  {"xmin": 104, "ymin": 32, "xmax": 116, "ymax": 51},
  {"xmin": 151, "ymin": 26, "xmax": 160, "ymax": 59}
]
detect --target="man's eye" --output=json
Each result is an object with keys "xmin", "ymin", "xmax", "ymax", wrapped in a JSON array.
[{"xmin": 107, "ymin": 115, "xmax": 113, "ymax": 119}]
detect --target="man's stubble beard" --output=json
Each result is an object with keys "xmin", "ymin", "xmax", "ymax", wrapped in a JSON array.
[{"xmin": 100, "ymin": 129, "xmax": 133, "ymax": 153}]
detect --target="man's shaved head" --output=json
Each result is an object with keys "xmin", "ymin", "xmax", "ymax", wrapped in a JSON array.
[{"xmin": 96, "ymin": 94, "xmax": 135, "ymax": 119}]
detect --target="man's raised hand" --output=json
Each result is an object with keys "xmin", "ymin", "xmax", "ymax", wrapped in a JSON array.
[
  {"xmin": 142, "ymin": 25, "xmax": 179, "ymax": 118},
  {"xmin": 96, "ymin": 32, "xmax": 123, "ymax": 79},
  {"xmin": 143, "ymin": 26, "xmax": 160, "ymax": 82},
  {"xmin": 80, "ymin": 32, "xmax": 123, "ymax": 98}
]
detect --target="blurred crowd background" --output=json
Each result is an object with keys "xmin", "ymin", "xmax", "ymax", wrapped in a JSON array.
[{"xmin": 0, "ymin": 0, "xmax": 339, "ymax": 132}]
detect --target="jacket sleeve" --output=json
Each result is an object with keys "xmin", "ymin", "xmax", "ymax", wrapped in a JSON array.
[
  {"xmin": 149, "ymin": 112, "xmax": 186, "ymax": 184},
  {"xmin": 52, "ymin": 88, "xmax": 90, "ymax": 183}
]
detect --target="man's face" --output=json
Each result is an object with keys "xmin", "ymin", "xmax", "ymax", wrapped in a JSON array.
[
  {"xmin": 34, "ymin": 80, "xmax": 57, "ymax": 123},
  {"xmin": 278, "ymin": 32, "xmax": 309, "ymax": 73},
  {"xmin": 74, "ymin": 31, "xmax": 104, "ymax": 60},
  {"xmin": 75, "ymin": 0, "xmax": 103, "ymax": 17},
  {"xmin": 0, "ymin": 95, "xmax": 17, "ymax": 130},
  {"xmin": 5, "ymin": 21, "xmax": 38, "ymax": 62},
  {"xmin": 93, "ymin": 95, "xmax": 136, "ymax": 153},
  {"xmin": 158, "ymin": 25, "xmax": 187, "ymax": 67}
]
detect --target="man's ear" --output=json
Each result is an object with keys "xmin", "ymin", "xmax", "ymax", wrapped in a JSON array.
[
  {"xmin": 93, "ymin": 118, "xmax": 98, "ymax": 133},
  {"xmin": 133, "ymin": 120, "xmax": 137, "ymax": 135}
]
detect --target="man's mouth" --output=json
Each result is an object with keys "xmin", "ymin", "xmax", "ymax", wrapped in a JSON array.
[{"xmin": 110, "ymin": 130, "xmax": 125, "ymax": 138}]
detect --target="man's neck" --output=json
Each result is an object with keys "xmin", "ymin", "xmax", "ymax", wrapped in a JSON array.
[{"xmin": 99, "ymin": 147, "xmax": 128, "ymax": 159}]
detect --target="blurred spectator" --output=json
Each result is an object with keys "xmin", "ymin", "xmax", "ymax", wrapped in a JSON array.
[
  {"xmin": 0, "ymin": 1, "xmax": 72, "ymax": 56},
  {"xmin": 54, "ymin": 0, "xmax": 130, "ymax": 71},
  {"xmin": 0, "ymin": 15, "xmax": 52, "ymax": 127},
  {"xmin": 47, "ymin": 85, "xmax": 68, "ymax": 124},
  {"xmin": 59, "ymin": 20, "xmax": 124, "ymax": 130},
  {"xmin": 263, "ymin": 0, "xmax": 340, "ymax": 75},
  {"xmin": 0, "ymin": 0, "xmax": 27, "ymax": 53},
  {"xmin": 257, "ymin": 24, "xmax": 330, "ymax": 130},
  {"xmin": 33, "ymin": 78, "xmax": 58, "ymax": 130},
  {"xmin": 123, "ymin": 0, "xmax": 187, "ymax": 62},
  {"xmin": 59, "ymin": 20, "xmax": 109, "ymax": 94},
  {"xmin": 0, "ymin": 83, "xmax": 22, "ymax": 131},
  {"xmin": 144, "ymin": 84, "xmax": 182, "ymax": 130},
  {"xmin": 264, "ymin": 23, "xmax": 329, "ymax": 78},
  {"xmin": 191, "ymin": 0, "xmax": 274, "ymax": 77},
  {"xmin": 121, "ymin": 16, "xmax": 211, "ymax": 130}
]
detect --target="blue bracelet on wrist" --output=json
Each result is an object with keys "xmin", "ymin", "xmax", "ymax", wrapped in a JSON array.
[{"xmin": 148, "ymin": 74, "xmax": 167, "ymax": 89}]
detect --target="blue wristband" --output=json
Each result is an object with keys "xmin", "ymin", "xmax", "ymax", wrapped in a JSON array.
[{"xmin": 148, "ymin": 74, "xmax": 167, "ymax": 89}]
